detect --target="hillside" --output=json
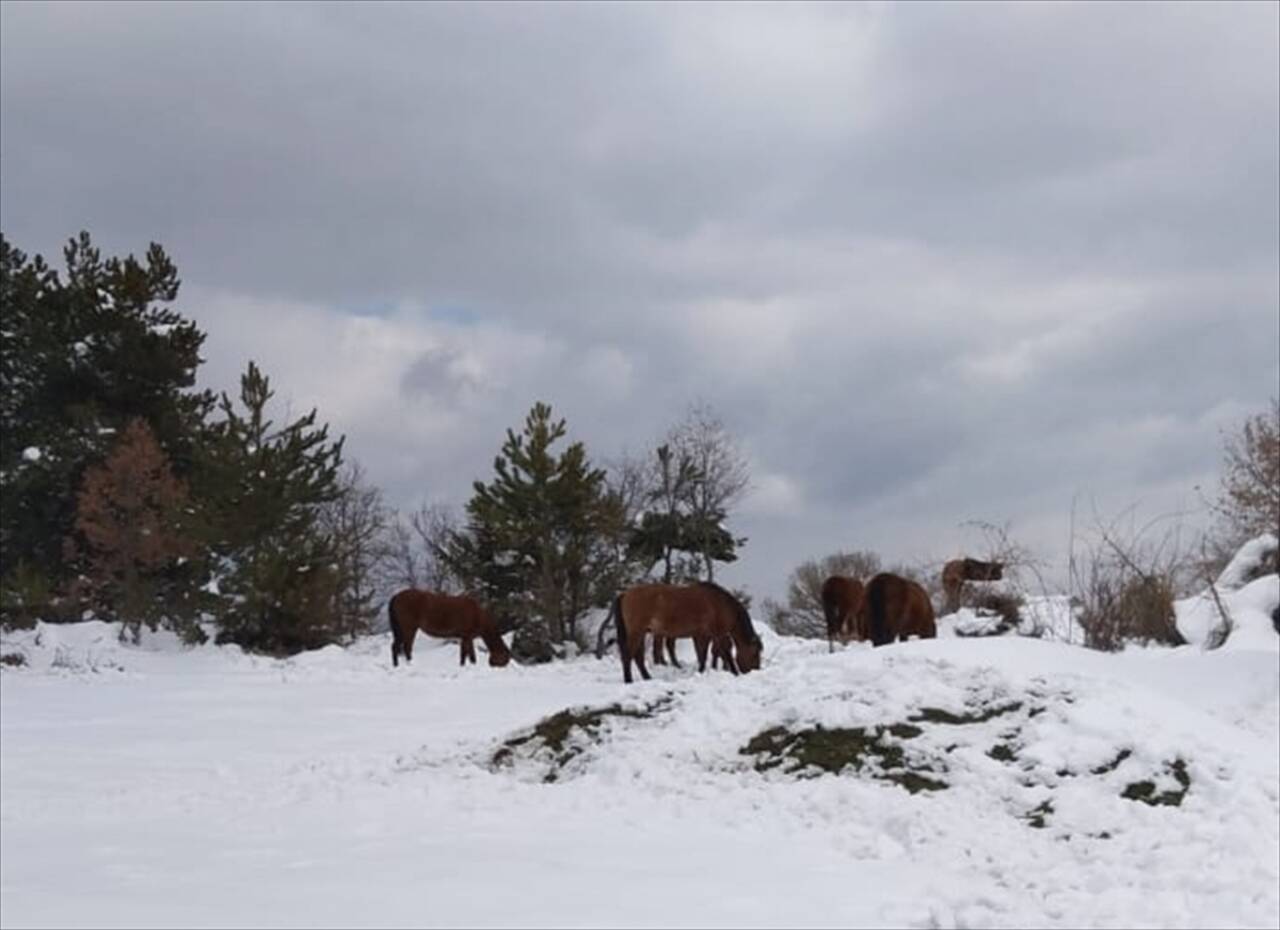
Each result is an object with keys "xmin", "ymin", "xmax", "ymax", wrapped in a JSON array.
[{"xmin": 2, "ymin": 620, "xmax": 1278, "ymax": 928}]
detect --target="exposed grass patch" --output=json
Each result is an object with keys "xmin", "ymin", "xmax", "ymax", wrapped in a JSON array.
[
  {"xmin": 1122, "ymin": 758, "xmax": 1190, "ymax": 807},
  {"xmin": 1090, "ymin": 748, "xmax": 1133, "ymax": 775},
  {"xmin": 910, "ymin": 701, "xmax": 1023, "ymax": 725},
  {"xmin": 987, "ymin": 742, "xmax": 1018, "ymax": 763},
  {"xmin": 0, "ymin": 652, "xmax": 26, "ymax": 667},
  {"xmin": 740, "ymin": 724, "xmax": 947, "ymax": 793},
  {"xmin": 1025, "ymin": 799, "xmax": 1054, "ymax": 828},
  {"xmin": 492, "ymin": 697, "xmax": 672, "ymax": 782},
  {"xmin": 885, "ymin": 723, "xmax": 923, "ymax": 740}
]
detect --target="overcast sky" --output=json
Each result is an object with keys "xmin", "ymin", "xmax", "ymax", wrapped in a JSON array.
[{"xmin": 3, "ymin": 1, "xmax": 1277, "ymax": 605}]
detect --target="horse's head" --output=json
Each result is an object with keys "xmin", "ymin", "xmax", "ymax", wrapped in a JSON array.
[
  {"xmin": 734, "ymin": 634, "xmax": 763, "ymax": 673},
  {"xmin": 484, "ymin": 609, "xmax": 518, "ymax": 667},
  {"xmin": 488, "ymin": 636, "xmax": 512, "ymax": 667}
]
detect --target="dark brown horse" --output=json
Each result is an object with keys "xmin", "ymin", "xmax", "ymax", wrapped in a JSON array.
[
  {"xmin": 941, "ymin": 558, "xmax": 1004, "ymax": 614},
  {"xmin": 388, "ymin": 589, "xmax": 512, "ymax": 668},
  {"xmin": 821, "ymin": 575, "xmax": 866, "ymax": 652},
  {"xmin": 863, "ymin": 572, "xmax": 936, "ymax": 647},
  {"xmin": 610, "ymin": 582, "xmax": 762, "ymax": 684}
]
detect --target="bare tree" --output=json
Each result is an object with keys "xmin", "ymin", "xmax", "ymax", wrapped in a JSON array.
[
  {"xmin": 385, "ymin": 501, "xmax": 463, "ymax": 594},
  {"xmin": 770, "ymin": 550, "xmax": 882, "ymax": 638},
  {"xmin": 319, "ymin": 462, "xmax": 395, "ymax": 638},
  {"xmin": 667, "ymin": 401, "xmax": 751, "ymax": 582},
  {"xmin": 1215, "ymin": 398, "xmax": 1280, "ymax": 553},
  {"xmin": 958, "ymin": 521, "xmax": 1048, "ymax": 592}
]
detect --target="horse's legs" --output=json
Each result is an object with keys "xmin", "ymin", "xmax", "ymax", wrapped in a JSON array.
[
  {"xmin": 459, "ymin": 638, "xmax": 473, "ymax": 665},
  {"xmin": 717, "ymin": 634, "xmax": 739, "ymax": 675},
  {"xmin": 694, "ymin": 636, "xmax": 710, "ymax": 672},
  {"xmin": 401, "ymin": 625, "xmax": 416, "ymax": 663},
  {"xmin": 629, "ymin": 631, "xmax": 651, "ymax": 680},
  {"xmin": 666, "ymin": 637, "xmax": 681, "ymax": 668},
  {"xmin": 620, "ymin": 635, "xmax": 633, "ymax": 684},
  {"xmin": 652, "ymin": 635, "xmax": 665, "ymax": 666}
]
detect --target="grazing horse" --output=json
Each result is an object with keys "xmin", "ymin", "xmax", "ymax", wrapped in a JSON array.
[
  {"xmin": 821, "ymin": 575, "xmax": 866, "ymax": 652},
  {"xmin": 941, "ymin": 558, "xmax": 1005, "ymax": 614},
  {"xmin": 388, "ymin": 589, "xmax": 512, "ymax": 668},
  {"xmin": 609, "ymin": 582, "xmax": 762, "ymax": 684},
  {"xmin": 863, "ymin": 573, "xmax": 936, "ymax": 647}
]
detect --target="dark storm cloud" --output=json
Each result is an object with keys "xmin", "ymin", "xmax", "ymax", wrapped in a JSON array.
[{"xmin": 2, "ymin": 0, "xmax": 1275, "ymax": 602}]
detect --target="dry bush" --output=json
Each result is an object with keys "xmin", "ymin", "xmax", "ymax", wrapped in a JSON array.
[
  {"xmin": 969, "ymin": 588, "xmax": 1025, "ymax": 629},
  {"xmin": 1071, "ymin": 503, "xmax": 1190, "ymax": 652},
  {"xmin": 1078, "ymin": 573, "xmax": 1179, "ymax": 651}
]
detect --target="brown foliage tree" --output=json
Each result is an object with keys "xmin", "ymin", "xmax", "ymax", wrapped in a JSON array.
[
  {"xmin": 1217, "ymin": 398, "xmax": 1280, "ymax": 547},
  {"xmin": 66, "ymin": 419, "xmax": 201, "ymax": 641}
]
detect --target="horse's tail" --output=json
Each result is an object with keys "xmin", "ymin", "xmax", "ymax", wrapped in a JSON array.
[
  {"xmin": 822, "ymin": 594, "xmax": 839, "ymax": 653},
  {"xmin": 388, "ymin": 596, "xmax": 403, "ymax": 666},
  {"xmin": 611, "ymin": 593, "xmax": 631, "ymax": 680},
  {"xmin": 866, "ymin": 575, "xmax": 889, "ymax": 646}
]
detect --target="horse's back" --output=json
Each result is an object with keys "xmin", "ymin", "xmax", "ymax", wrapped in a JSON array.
[
  {"xmin": 962, "ymin": 558, "xmax": 1004, "ymax": 581},
  {"xmin": 619, "ymin": 583, "xmax": 724, "ymax": 637},
  {"xmin": 389, "ymin": 588, "xmax": 482, "ymax": 636},
  {"xmin": 865, "ymin": 572, "xmax": 934, "ymax": 645},
  {"xmin": 822, "ymin": 575, "xmax": 862, "ymax": 611}
]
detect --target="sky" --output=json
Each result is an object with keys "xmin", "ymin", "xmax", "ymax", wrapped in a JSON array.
[{"xmin": 2, "ymin": 1, "xmax": 1277, "ymax": 607}]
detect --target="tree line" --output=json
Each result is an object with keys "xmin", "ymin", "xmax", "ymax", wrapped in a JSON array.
[{"xmin": 0, "ymin": 232, "xmax": 753, "ymax": 660}]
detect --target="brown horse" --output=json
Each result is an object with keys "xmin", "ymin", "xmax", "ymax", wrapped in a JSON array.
[
  {"xmin": 863, "ymin": 572, "xmax": 936, "ymax": 647},
  {"xmin": 388, "ymin": 589, "xmax": 512, "ymax": 668},
  {"xmin": 941, "ymin": 558, "xmax": 1004, "ymax": 614},
  {"xmin": 821, "ymin": 575, "xmax": 866, "ymax": 652},
  {"xmin": 610, "ymin": 581, "xmax": 762, "ymax": 684}
]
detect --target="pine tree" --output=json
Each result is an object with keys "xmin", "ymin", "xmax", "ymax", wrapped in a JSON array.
[
  {"xmin": 447, "ymin": 402, "xmax": 626, "ymax": 662},
  {"xmin": 1, "ymin": 232, "xmax": 213, "ymax": 624},
  {"xmin": 201, "ymin": 361, "xmax": 347, "ymax": 654},
  {"xmin": 65, "ymin": 419, "xmax": 204, "ymax": 642}
]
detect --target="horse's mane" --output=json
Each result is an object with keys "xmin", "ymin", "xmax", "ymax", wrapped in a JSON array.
[{"xmin": 696, "ymin": 581, "xmax": 760, "ymax": 643}]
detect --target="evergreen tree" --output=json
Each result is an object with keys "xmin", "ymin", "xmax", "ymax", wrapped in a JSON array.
[
  {"xmin": 201, "ymin": 361, "xmax": 347, "ymax": 654},
  {"xmin": 447, "ymin": 402, "xmax": 625, "ymax": 662},
  {"xmin": 1, "ymin": 232, "xmax": 213, "ymax": 623}
]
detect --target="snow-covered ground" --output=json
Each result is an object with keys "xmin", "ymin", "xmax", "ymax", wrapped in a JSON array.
[{"xmin": 2, "ymin": 619, "xmax": 1278, "ymax": 929}]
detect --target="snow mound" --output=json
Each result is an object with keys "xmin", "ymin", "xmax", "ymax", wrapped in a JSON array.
[{"xmin": 1176, "ymin": 533, "xmax": 1280, "ymax": 651}]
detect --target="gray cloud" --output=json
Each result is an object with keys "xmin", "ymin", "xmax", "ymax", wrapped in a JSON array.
[{"xmin": 3, "ymin": 0, "xmax": 1276, "ymax": 604}]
